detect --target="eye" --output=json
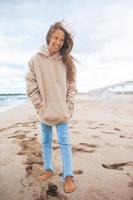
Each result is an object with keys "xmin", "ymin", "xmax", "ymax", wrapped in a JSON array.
[{"xmin": 54, "ymin": 36, "xmax": 58, "ymax": 40}]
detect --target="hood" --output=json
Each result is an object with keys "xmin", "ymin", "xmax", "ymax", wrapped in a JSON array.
[{"xmin": 37, "ymin": 45, "xmax": 62, "ymax": 61}]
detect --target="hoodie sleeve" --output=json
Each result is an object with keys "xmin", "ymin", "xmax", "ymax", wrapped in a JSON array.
[
  {"xmin": 25, "ymin": 59, "xmax": 42, "ymax": 111},
  {"xmin": 66, "ymin": 81, "xmax": 77, "ymax": 112}
]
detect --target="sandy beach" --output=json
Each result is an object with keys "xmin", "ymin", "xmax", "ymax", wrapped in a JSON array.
[{"xmin": 0, "ymin": 94, "xmax": 133, "ymax": 200}]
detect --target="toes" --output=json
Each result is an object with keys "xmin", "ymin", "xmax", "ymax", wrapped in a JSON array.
[
  {"xmin": 37, "ymin": 171, "xmax": 53, "ymax": 181},
  {"xmin": 64, "ymin": 184, "xmax": 76, "ymax": 193}
]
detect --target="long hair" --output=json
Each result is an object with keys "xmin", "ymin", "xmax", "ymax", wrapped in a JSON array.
[{"xmin": 46, "ymin": 21, "xmax": 76, "ymax": 83}]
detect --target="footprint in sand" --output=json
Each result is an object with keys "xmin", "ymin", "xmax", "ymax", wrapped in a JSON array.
[
  {"xmin": 99, "ymin": 123, "xmax": 106, "ymax": 126},
  {"xmin": 0, "ymin": 121, "xmax": 38, "ymax": 133},
  {"xmin": 125, "ymin": 173, "xmax": 133, "ymax": 189},
  {"xmin": 104, "ymin": 142, "xmax": 116, "ymax": 147},
  {"xmin": 22, "ymin": 130, "xmax": 30, "ymax": 134},
  {"xmin": 0, "ymin": 125, "xmax": 14, "ymax": 132},
  {"xmin": 103, "ymin": 130, "xmax": 132, "ymax": 139},
  {"xmin": 119, "ymin": 135, "xmax": 132, "ymax": 139},
  {"xmin": 17, "ymin": 137, "xmax": 42, "ymax": 162},
  {"xmin": 84, "ymin": 188, "xmax": 109, "ymax": 200},
  {"xmin": 15, "ymin": 121, "xmax": 38, "ymax": 128},
  {"xmin": 87, "ymin": 120, "xmax": 97, "ymax": 125},
  {"xmin": 72, "ymin": 143, "xmax": 98, "ymax": 153},
  {"xmin": 72, "ymin": 120, "xmax": 78, "ymax": 125},
  {"xmin": 74, "ymin": 169, "xmax": 83, "ymax": 175},
  {"xmin": 7, "ymin": 133, "xmax": 26, "ymax": 139},
  {"xmin": 128, "ymin": 180, "xmax": 133, "ymax": 188},
  {"xmin": 79, "ymin": 143, "xmax": 98, "ymax": 148},
  {"xmin": 102, "ymin": 131, "xmax": 115, "ymax": 135},
  {"xmin": 72, "ymin": 130, "xmax": 81, "ymax": 134},
  {"xmin": 102, "ymin": 161, "xmax": 133, "ymax": 170},
  {"xmin": 69, "ymin": 125, "xmax": 74, "ymax": 129},
  {"xmin": 91, "ymin": 135, "xmax": 100, "ymax": 139},
  {"xmin": 59, "ymin": 169, "xmax": 83, "ymax": 177},
  {"xmin": 52, "ymin": 142, "xmax": 98, "ymax": 153},
  {"xmin": 23, "ymin": 157, "xmax": 43, "ymax": 165},
  {"xmin": 88, "ymin": 126, "xmax": 100, "ymax": 129},
  {"xmin": 114, "ymin": 128, "xmax": 121, "ymax": 131},
  {"xmin": 88, "ymin": 123, "xmax": 107, "ymax": 129},
  {"xmin": 72, "ymin": 146, "xmax": 95, "ymax": 153}
]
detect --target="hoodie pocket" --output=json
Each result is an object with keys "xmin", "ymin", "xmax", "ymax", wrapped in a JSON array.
[
  {"xmin": 39, "ymin": 102, "xmax": 69, "ymax": 123},
  {"xmin": 66, "ymin": 101, "xmax": 74, "ymax": 115},
  {"xmin": 37, "ymin": 101, "xmax": 45, "ymax": 114}
]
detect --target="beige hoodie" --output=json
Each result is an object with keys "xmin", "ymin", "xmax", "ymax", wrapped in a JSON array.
[{"xmin": 25, "ymin": 45, "xmax": 77, "ymax": 125}]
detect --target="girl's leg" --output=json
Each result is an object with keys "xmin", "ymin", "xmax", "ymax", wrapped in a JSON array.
[
  {"xmin": 40, "ymin": 123, "xmax": 54, "ymax": 171},
  {"xmin": 56, "ymin": 122, "xmax": 73, "ymax": 179},
  {"xmin": 56, "ymin": 122, "xmax": 75, "ymax": 193}
]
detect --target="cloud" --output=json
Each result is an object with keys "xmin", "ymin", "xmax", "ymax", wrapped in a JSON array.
[
  {"xmin": 0, "ymin": 50, "xmax": 32, "ymax": 67},
  {"xmin": 0, "ymin": 66, "xmax": 26, "ymax": 93},
  {"xmin": 0, "ymin": 0, "xmax": 133, "ymax": 92},
  {"xmin": 76, "ymin": 53, "xmax": 133, "ymax": 91}
]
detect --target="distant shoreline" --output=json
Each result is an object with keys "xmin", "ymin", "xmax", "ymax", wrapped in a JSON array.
[
  {"xmin": 0, "ymin": 94, "xmax": 28, "ymax": 113},
  {"xmin": 0, "ymin": 93, "xmax": 27, "ymax": 96}
]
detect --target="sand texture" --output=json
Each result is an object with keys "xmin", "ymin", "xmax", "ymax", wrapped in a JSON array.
[{"xmin": 0, "ymin": 95, "xmax": 133, "ymax": 200}]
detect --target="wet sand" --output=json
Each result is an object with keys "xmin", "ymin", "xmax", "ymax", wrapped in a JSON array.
[{"xmin": 0, "ymin": 94, "xmax": 133, "ymax": 200}]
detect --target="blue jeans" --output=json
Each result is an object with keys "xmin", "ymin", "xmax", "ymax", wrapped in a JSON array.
[{"xmin": 40, "ymin": 122, "xmax": 73, "ymax": 179}]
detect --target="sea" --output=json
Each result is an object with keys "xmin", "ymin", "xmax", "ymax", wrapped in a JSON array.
[{"xmin": 0, "ymin": 94, "xmax": 28, "ymax": 113}]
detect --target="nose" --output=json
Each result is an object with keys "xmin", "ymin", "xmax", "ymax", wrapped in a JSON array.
[{"xmin": 56, "ymin": 40, "xmax": 61, "ymax": 45}]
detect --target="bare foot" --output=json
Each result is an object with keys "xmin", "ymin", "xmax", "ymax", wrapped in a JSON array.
[
  {"xmin": 37, "ymin": 170, "xmax": 53, "ymax": 181},
  {"xmin": 64, "ymin": 176, "xmax": 76, "ymax": 193}
]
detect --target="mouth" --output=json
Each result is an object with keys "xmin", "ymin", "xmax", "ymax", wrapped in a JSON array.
[{"xmin": 53, "ymin": 45, "xmax": 61, "ymax": 50}]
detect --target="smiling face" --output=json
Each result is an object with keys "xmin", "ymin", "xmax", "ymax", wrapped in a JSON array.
[{"xmin": 48, "ymin": 29, "xmax": 65, "ymax": 56}]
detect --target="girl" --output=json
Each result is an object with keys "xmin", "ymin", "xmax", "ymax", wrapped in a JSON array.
[{"xmin": 26, "ymin": 22, "xmax": 77, "ymax": 193}]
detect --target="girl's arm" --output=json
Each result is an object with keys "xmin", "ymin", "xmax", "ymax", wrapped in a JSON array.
[{"xmin": 25, "ymin": 59, "xmax": 42, "ymax": 112}]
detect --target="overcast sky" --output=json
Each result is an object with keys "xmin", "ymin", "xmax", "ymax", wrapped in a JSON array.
[{"xmin": 0, "ymin": 0, "xmax": 133, "ymax": 93}]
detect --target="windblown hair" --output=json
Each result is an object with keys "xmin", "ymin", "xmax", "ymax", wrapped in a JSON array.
[{"xmin": 46, "ymin": 21, "xmax": 76, "ymax": 83}]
